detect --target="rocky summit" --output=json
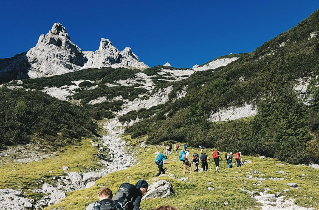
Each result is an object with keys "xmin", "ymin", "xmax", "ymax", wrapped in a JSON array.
[{"xmin": 0, "ymin": 23, "xmax": 148, "ymax": 82}]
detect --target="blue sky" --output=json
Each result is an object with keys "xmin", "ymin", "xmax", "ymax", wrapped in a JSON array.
[{"xmin": 0, "ymin": 1, "xmax": 318, "ymax": 68}]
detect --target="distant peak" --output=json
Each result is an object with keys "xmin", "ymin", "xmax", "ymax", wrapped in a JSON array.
[
  {"xmin": 123, "ymin": 47, "xmax": 132, "ymax": 52},
  {"xmin": 99, "ymin": 38, "xmax": 113, "ymax": 51},
  {"xmin": 163, "ymin": 62, "xmax": 171, "ymax": 67},
  {"xmin": 49, "ymin": 23, "xmax": 69, "ymax": 39}
]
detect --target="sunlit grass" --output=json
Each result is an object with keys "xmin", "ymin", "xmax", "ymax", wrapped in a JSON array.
[
  {"xmin": 1, "ymin": 135, "xmax": 318, "ymax": 209},
  {"xmin": 0, "ymin": 138, "xmax": 101, "ymax": 200},
  {"xmin": 44, "ymin": 137, "xmax": 319, "ymax": 210}
]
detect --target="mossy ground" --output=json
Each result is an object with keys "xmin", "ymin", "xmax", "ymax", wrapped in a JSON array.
[{"xmin": 1, "ymin": 135, "xmax": 318, "ymax": 210}]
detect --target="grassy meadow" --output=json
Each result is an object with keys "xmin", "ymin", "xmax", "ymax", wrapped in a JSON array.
[
  {"xmin": 1, "ymin": 135, "xmax": 318, "ymax": 209},
  {"xmin": 48, "ymin": 136, "xmax": 318, "ymax": 210}
]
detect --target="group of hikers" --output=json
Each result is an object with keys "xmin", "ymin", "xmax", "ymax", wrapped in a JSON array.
[
  {"xmin": 92, "ymin": 144, "xmax": 243, "ymax": 209},
  {"xmin": 156, "ymin": 144, "xmax": 243, "ymax": 176}
]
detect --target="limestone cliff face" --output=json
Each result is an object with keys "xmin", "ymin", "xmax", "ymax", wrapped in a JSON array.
[
  {"xmin": 26, "ymin": 23, "xmax": 84, "ymax": 78},
  {"xmin": 0, "ymin": 23, "xmax": 148, "ymax": 82},
  {"xmin": 82, "ymin": 39, "xmax": 148, "ymax": 70}
]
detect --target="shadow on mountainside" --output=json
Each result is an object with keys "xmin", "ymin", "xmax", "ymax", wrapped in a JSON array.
[{"xmin": 0, "ymin": 52, "xmax": 30, "ymax": 84}]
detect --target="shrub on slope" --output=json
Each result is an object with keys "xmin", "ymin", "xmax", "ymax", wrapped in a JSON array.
[{"xmin": 0, "ymin": 87, "xmax": 97, "ymax": 149}]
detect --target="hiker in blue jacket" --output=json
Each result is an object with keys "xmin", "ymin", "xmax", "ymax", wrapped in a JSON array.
[{"xmin": 155, "ymin": 154, "xmax": 169, "ymax": 176}]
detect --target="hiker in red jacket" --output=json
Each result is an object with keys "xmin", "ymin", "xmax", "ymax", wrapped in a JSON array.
[
  {"xmin": 212, "ymin": 149, "xmax": 221, "ymax": 172},
  {"xmin": 235, "ymin": 151, "xmax": 242, "ymax": 167}
]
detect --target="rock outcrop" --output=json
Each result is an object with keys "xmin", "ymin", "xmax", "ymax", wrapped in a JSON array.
[
  {"xmin": 26, "ymin": 23, "xmax": 85, "ymax": 78},
  {"xmin": 0, "ymin": 189, "xmax": 33, "ymax": 210},
  {"xmin": 192, "ymin": 57, "xmax": 238, "ymax": 71},
  {"xmin": 83, "ymin": 39, "xmax": 148, "ymax": 70},
  {"xmin": 0, "ymin": 23, "xmax": 148, "ymax": 82},
  {"xmin": 143, "ymin": 180, "xmax": 173, "ymax": 200}
]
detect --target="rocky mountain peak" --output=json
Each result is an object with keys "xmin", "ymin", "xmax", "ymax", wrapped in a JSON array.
[
  {"xmin": 26, "ymin": 23, "xmax": 84, "ymax": 78},
  {"xmin": 49, "ymin": 23, "xmax": 70, "ymax": 39},
  {"xmin": 121, "ymin": 47, "xmax": 137, "ymax": 59},
  {"xmin": 0, "ymin": 23, "xmax": 149, "ymax": 81},
  {"xmin": 98, "ymin": 38, "xmax": 113, "ymax": 51},
  {"xmin": 163, "ymin": 62, "xmax": 171, "ymax": 67}
]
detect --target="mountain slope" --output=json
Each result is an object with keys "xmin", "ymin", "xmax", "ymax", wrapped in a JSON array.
[
  {"xmin": 44, "ymin": 142, "xmax": 319, "ymax": 210},
  {"xmin": 124, "ymin": 9, "xmax": 319, "ymax": 164}
]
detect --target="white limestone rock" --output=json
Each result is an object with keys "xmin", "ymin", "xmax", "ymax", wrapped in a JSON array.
[
  {"xmin": 83, "ymin": 39, "xmax": 148, "ymax": 70},
  {"xmin": 26, "ymin": 23, "xmax": 84, "ymax": 78},
  {"xmin": 209, "ymin": 102, "xmax": 257, "ymax": 122},
  {"xmin": 0, "ymin": 189, "xmax": 33, "ymax": 210},
  {"xmin": 143, "ymin": 180, "xmax": 173, "ymax": 200},
  {"xmin": 163, "ymin": 62, "xmax": 171, "ymax": 67},
  {"xmin": 0, "ymin": 23, "xmax": 148, "ymax": 81},
  {"xmin": 38, "ymin": 183, "xmax": 66, "ymax": 206},
  {"xmin": 192, "ymin": 57, "xmax": 238, "ymax": 71}
]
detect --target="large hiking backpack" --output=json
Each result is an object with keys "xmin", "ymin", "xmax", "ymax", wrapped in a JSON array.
[
  {"xmin": 179, "ymin": 150, "xmax": 186, "ymax": 161},
  {"xmin": 93, "ymin": 199, "xmax": 116, "ymax": 210},
  {"xmin": 200, "ymin": 153, "xmax": 207, "ymax": 161},
  {"xmin": 235, "ymin": 152, "xmax": 240, "ymax": 160},
  {"xmin": 113, "ymin": 183, "xmax": 137, "ymax": 210},
  {"xmin": 192, "ymin": 153, "xmax": 199, "ymax": 162},
  {"xmin": 155, "ymin": 154, "xmax": 164, "ymax": 165},
  {"xmin": 212, "ymin": 150, "xmax": 219, "ymax": 159}
]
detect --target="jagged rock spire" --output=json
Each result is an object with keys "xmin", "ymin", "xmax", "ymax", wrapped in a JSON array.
[
  {"xmin": 49, "ymin": 23, "xmax": 70, "ymax": 39},
  {"xmin": 98, "ymin": 38, "xmax": 114, "ymax": 51},
  {"xmin": 26, "ymin": 23, "xmax": 84, "ymax": 78},
  {"xmin": 0, "ymin": 22, "xmax": 149, "ymax": 81}
]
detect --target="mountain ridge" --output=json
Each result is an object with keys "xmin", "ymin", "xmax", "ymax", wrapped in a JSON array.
[{"xmin": 0, "ymin": 23, "xmax": 149, "ymax": 83}]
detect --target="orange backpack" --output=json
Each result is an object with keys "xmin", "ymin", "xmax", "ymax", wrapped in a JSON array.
[
  {"xmin": 235, "ymin": 152, "xmax": 240, "ymax": 159},
  {"xmin": 212, "ymin": 150, "xmax": 219, "ymax": 159}
]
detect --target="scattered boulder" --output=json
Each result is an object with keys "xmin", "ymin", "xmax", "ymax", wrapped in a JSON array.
[
  {"xmin": 287, "ymin": 183, "xmax": 298, "ymax": 188},
  {"xmin": 40, "ymin": 183, "xmax": 66, "ymax": 206},
  {"xmin": 143, "ymin": 180, "xmax": 173, "ymax": 200},
  {"xmin": 309, "ymin": 164, "xmax": 319, "ymax": 169},
  {"xmin": 0, "ymin": 189, "xmax": 33, "ymax": 210}
]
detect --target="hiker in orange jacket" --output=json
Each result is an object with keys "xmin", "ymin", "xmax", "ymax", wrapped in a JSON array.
[
  {"xmin": 212, "ymin": 149, "xmax": 221, "ymax": 172},
  {"xmin": 235, "ymin": 151, "xmax": 242, "ymax": 167}
]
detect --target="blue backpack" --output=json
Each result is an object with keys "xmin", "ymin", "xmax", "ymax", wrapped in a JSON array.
[
  {"xmin": 155, "ymin": 154, "xmax": 164, "ymax": 165},
  {"xmin": 179, "ymin": 150, "xmax": 186, "ymax": 161}
]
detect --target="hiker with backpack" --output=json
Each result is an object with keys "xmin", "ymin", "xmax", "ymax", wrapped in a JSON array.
[
  {"xmin": 165, "ymin": 145, "xmax": 170, "ymax": 155},
  {"xmin": 155, "ymin": 154, "xmax": 169, "ymax": 176},
  {"xmin": 183, "ymin": 144, "xmax": 187, "ymax": 151},
  {"xmin": 200, "ymin": 152, "xmax": 209, "ymax": 171},
  {"xmin": 212, "ymin": 149, "xmax": 221, "ymax": 172},
  {"xmin": 192, "ymin": 153, "xmax": 199, "ymax": 172},
  {"xmin": 235, "ymin": 151, "xmax": 241, "ymax": 167},
  {"xmin": 184, "ymin": 149, "xmax": 192, "ymax": 174},
  {"xmin": 179, "ymin": 147, "xmax": 192, "ymax": 175},
  {"xmin": 199, "ymin": 145, "xmax": 204, "ymax": 153},
  {"xmin": 226, "ymin": 152, "xmax": 233, "ymax": 168},
  {"xmin": 168, "ymin": 143, "xmax": 172, "ymax": 155},
  {"xmin": 113, "ymin": 179, "xmax": 148, "ymax": 210},
  {"xmin": 92, "ymin": 187, "xmax": 115, "ymax": 210},
  {"xmin": 175, "ymin": 144, "xmax": 179, "ymax": 153}
]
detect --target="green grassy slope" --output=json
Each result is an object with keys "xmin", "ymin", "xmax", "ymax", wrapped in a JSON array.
[
  {"xmin": 125, "ymin": 9, "xmax": 319, "ymax": 164},
  {"xmin": 43, "ymin": 136, "xmax": 319, "ymax": 210},
  {"xmin": 0, "ymin": 138, "xmax": 101, "ymax": 201}
]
